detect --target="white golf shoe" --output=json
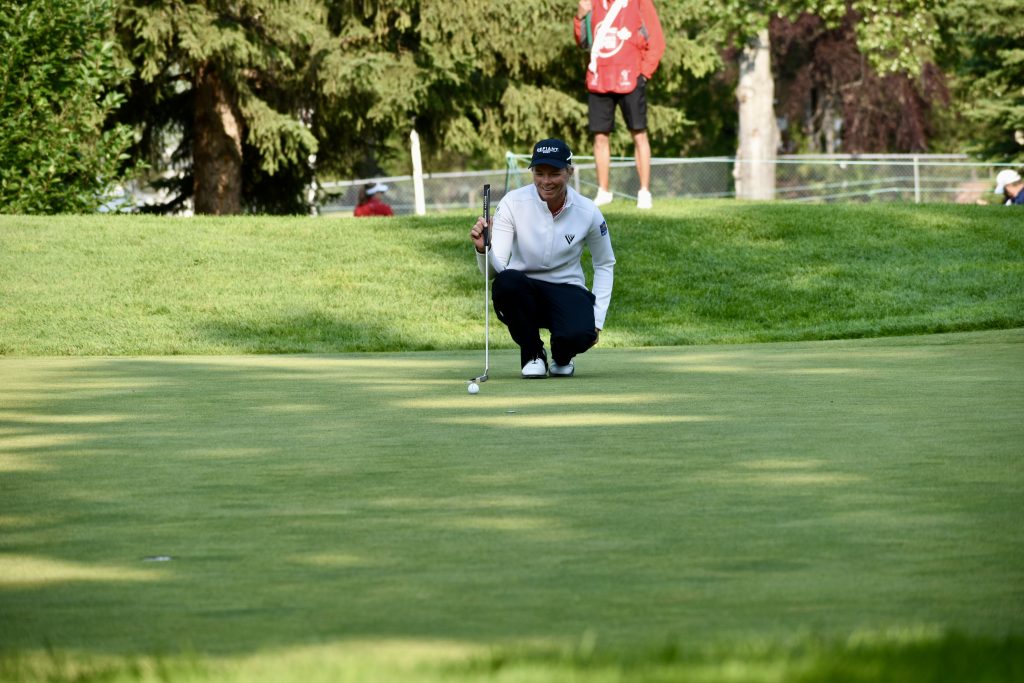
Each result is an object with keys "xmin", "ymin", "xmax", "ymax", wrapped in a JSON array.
[
  {"xmin": 521, "ymin": 356, "xmax": 548, "ymax": 379},
  {"xmin": 549, "ymin": 360, "xmax": 575, "ymax": 377},
  {"xmin": 636, "ymin": 189, "xmax": 652, "ymax": 209},
  {"xmin": 594, "ymin": 189, "xmax": 614, "ymax": 206}
]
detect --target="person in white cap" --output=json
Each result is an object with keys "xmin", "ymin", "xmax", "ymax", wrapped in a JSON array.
[
  {"xmin": 354, "ymin": 182, "xmax": 394, "ymax": 217},
  {"xmin": 468, "ymin": 138, "xmax": 615, "ymax": 378},
  {"xmin": 993, "ymin": 169, "xmax": 1024, "ymax": 206}
]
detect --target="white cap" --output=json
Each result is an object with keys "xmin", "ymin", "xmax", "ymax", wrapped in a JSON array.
[
  {"xmin": 993, "ymin": 169, "xmax": 1021, "ymax": 194},
  {"xmin": 367, "ymin": 182, "xmax": 389, "ymax": 196}
]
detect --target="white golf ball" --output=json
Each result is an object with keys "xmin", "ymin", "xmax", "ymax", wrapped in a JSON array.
[{"xmin": 467, "ymin": 382, "xmax": 479, "ymax": 394}]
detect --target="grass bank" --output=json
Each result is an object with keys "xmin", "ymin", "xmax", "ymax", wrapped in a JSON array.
[{"xmin": 1, "ymin": 202, "xmax": 1021, "ymax": 355}]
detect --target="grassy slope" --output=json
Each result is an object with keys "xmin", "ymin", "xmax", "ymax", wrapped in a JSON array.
[{"xmin": 0, "ymin": 201, "xmax": 1021, "ymax": 355}]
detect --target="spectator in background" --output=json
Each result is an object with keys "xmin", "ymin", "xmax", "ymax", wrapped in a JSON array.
[
  {"xmin": 993, "ymin": 170, "xmax": 1024, "ymax": 205},
  {"xmin": 354, "ymin": 182, "xmax": 394, "ymax": 217},
  {"xmin": 574, "ymin": 0, "xmax": 664, "ymax": 210}
]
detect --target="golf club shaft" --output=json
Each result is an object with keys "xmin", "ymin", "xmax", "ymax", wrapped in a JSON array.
[
  {"xmin": 469, "ymin": 184, "xmax": 492, "ymax": 383},
  {"xmin": 483, "ymin": 184, "xmax": 491, "ymax": 376}
]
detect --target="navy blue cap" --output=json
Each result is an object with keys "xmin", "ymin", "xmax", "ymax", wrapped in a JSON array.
[{"xmin": 529, "ymin": 138, "xmax": 573, "ymax": 169}]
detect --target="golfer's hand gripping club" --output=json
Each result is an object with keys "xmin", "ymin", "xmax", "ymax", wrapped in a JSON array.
[
  {"xmin": 470, "ymin": 215, "xmax": 491, "ymax": 254},
  {"xmin": 482, "ymin": 184, "xmax": 491, "ymax": 249},
  {"xmin": 470, "ymin": 184, "xmax": 491, "ymax": 254}
]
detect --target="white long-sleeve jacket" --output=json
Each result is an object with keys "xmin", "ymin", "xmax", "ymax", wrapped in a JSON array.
[{"xmin": 476, "ymin": 184, "xmax": 615, "ymax": 329}]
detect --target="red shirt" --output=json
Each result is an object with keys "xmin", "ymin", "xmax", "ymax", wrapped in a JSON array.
[
  {"xmin": 354, "ymin": 196, "xmax": 394, "ymax": 217},
  {"xmin": 574, "ymin": 0, "xmax": 665, "ymax": 94}
]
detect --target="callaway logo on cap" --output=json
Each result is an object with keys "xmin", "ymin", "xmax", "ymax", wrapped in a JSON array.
[{"xmin": 529, "ymin": 138, "xmax": 573, "ymax": 169}]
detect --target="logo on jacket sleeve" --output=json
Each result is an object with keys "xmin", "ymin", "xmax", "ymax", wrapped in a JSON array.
[{"xmin": 600, "ymin": 221, "xmax": 608, "ymax": 237}]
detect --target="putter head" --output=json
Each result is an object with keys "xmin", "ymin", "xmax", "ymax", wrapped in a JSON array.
[{"xmin": 468, "ymin": 374, "xmax": 488, "ymax": 384}]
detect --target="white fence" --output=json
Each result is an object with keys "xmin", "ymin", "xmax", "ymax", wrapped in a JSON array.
[{"xmin": 317, "ymin": 154, "xmax": 1017, "ymax": 216}]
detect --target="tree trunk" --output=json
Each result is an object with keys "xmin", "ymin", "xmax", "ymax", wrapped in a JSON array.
[
  {"xmin": 193, "ymin": 64, "xmax": 243, "ymax": 215},
  {"xmin": 735, "ymin": 28, "xmax": 779, "ymax": 200}
]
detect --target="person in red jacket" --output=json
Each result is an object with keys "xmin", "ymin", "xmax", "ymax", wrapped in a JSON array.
[
  {"xmin": 353, "ymin": 182, "xmax": 394, "ymax": 217},
  {"xmin": 574, "ymin": 0, "xmax": 664, "ymax": 209}
]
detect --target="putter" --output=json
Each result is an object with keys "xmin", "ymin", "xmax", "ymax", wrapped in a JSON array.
[{"xmin": 469, "ymin": 184, "xmax": 491, "ymax": 384}]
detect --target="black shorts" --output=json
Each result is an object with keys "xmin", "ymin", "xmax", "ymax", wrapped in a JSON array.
[{"xmin": 588, "ymin": 76, "xmax": 647, "ymax": 133}]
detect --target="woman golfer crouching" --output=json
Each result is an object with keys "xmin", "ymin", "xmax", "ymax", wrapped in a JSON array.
[{"xmin": 469, "ymin": 138, "xmax": 615, "ymax": 378}]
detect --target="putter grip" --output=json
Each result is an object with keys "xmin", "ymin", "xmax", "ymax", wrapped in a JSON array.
[{"xmin": 483, "ymin": 184, "xmax": 491, "ymax": 248}]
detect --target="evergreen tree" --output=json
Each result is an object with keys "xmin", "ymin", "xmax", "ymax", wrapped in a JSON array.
[
  {"xmin": 314, "ymin": 1, "xmax": 724, "ymax": 172},
  {"xmin": 938, "ymin": 0, "xmax": 1024, "ymax": 162},
  {"xmin": 115, "ymin": 0, "xmax": 325, "ymax": 214},
  {"xmin": 113, "ymin": 0, "xmax": 726, "ymax": 213}
]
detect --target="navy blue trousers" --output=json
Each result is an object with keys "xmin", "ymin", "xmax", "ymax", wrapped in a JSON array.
[{"xmin": 491, "ymin": 269, "xmax": 597, "ymax": 367}]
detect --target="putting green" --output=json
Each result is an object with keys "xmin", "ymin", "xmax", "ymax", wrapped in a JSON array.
[{"xmin": 1, "ymin": 330, "xmax": 1022, "ymax": 673}]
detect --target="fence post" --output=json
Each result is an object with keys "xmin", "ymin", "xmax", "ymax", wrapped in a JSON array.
[
  {"xmin": 913, "ymin": 156, "xmax": 921, "ymax": 204},
  {"xmin": 411, "ymin": 129, "xmax": 426, "ymax": 216}
]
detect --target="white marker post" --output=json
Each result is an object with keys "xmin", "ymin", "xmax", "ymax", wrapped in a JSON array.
[{"xmin": 411, "ymin": 129, "xmax": 426, "ymax": 216}]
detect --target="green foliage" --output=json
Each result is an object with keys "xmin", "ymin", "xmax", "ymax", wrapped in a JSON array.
[
  {"xmin": 314, "ymin": 1, "xmax": 574, "ymax": 172},
  {"xmin": 311, "ymin": 0, "xmax": 739, "ymax": 170},
  {"xmin": 91, "ymin": 0, "xmax": 1018, "ymax": 211},
  {"xmin": 710, "ymin": 0, "xmax": 941, "ymax": 77},
  {"xmin": 645, "ymin": 2, "xmax": 736, "ymax": 156},
  {"xmin": 0, "ymin": 0, "xmax": 134, "ymax": 214},
  {"xmin": 851, "ymin": 0, "xmax": 940, "ymax": 76},
  {"xmin": 938, "ymin": 0, "xmax": 1024, "ymax": 162}
]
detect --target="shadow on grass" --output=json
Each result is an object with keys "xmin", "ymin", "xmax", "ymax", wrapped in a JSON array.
[
  {"xmin": 197, "ymin": 311, "xmax": 410, "ymax": 353},
  {"xmin": 2, "ymin": 337, "xmax": 1022, "ymax": 664},
  {"xmin": 2, "ymin": 354, "xmax": 651, "ymax": 656},
  {"xmin": 455, "ymin": 630, "xmax": 1024, "ymax": 682}
]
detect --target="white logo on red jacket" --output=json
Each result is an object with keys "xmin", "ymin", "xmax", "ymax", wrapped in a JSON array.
[{"xmin": 594, "ymin": 20, "xmax": 632, "ymax": 63}]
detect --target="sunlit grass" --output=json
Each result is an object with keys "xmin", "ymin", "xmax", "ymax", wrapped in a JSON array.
[
  {"xmin": 1, "ymin": 202, "xmax": 1022, "ymax": 355},
  {"xmin": 0, "ymin": 555, "xmax": 158, "ymax": 587}
]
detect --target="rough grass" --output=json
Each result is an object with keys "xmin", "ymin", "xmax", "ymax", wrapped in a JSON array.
[{"xmin": 0, "ymin": 201, "xmax": 1021, "ymax": 355}]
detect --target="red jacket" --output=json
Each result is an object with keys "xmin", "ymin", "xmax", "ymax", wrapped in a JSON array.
[
  {"xmin": 574, "ymin": 0, "xmax": 665, "ymax": 94},
  {"xmin": 354, "ymin": 196, "xmax": 394, "ymax": 217}
]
